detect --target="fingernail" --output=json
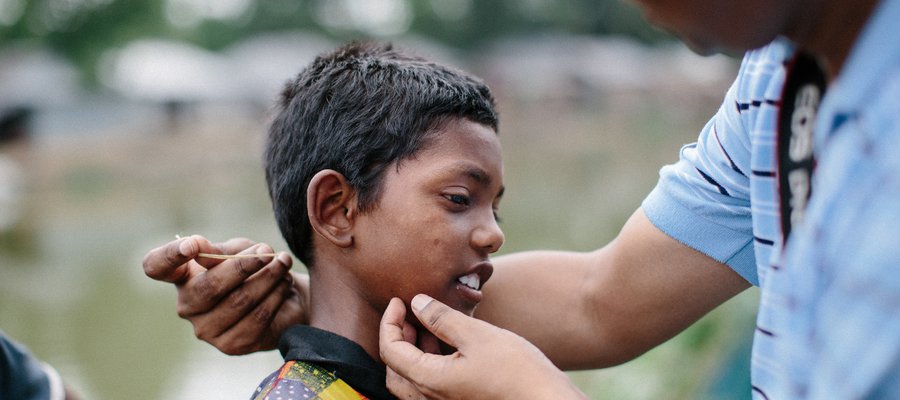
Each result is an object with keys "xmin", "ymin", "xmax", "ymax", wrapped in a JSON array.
[
  {"xmin": 178, "ymin": 238, "xmax": 193, "ymax": 256},
  {"xmin": 257, "ymin": 244, "xmax": 273, "ymax": 254},
  {"xmin": 411, "ymin": 294, "xmax": 433, "ymax": 312},
  {"xmin": 277, "ymin": 253, "xmax": 292, "ymax": 265}
]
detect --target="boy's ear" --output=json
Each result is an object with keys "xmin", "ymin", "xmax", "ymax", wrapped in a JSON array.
[{"xmin": 307, "ymin": 169, "xmax": 357, "ymax": 248}]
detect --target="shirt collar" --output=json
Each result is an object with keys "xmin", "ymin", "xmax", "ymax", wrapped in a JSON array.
[{"xmin": 279, "ymin": 325, "xmax": 396, "ymax": 400}]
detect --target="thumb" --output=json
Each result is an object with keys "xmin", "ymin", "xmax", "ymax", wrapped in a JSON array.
[{"xmin": 409, "ymin": 294, "xmax": 480, "ymax": 351}]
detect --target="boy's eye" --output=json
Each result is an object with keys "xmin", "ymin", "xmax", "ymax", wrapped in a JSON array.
[{"xmin": 446, "ymin": 194, "xmax": 471, "ymax": 206}]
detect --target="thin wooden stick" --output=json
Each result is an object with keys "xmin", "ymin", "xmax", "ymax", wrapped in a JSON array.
[
  {"xmin": 196, "ymin": 253, "xmax": 280, "ymax": 260},
  {"xmin": 175, "ymin": 234, "xmax": 280, "ymax": 260}
]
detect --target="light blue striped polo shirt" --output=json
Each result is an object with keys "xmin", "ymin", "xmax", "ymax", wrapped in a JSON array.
[
  {"xmin": 643, "ymin": 38, "xmax": 792, "ymax": 399},
  {"xmin": 642, "ymin": 0, "xmax": 900, "ymax": 397},
  {"xmin": 774, "ymin": 0, "xmax": 900, "ymax": 397}
]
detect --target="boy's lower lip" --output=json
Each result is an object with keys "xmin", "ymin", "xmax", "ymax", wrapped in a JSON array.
[{"xmin": 455, "ymin": 282, "xmax": 483, "ymax": 307}]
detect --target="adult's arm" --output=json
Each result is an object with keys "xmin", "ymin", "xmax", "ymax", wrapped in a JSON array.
[
  {"xmin": 141, "ymin": 235, "xmax": 309, "ymax": 354},
  {"xmin": 476, "ymin": 207, "xmax": 750, "ymax": 369}
]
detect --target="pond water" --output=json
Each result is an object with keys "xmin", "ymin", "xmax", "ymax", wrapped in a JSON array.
[{"xmin": 0, "ymin": 88, "xmax": 757, "ymax": 399}]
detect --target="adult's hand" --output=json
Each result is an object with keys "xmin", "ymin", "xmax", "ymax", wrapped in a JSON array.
[
  {"xmin": 142, "ymin": 235, "xmax": 309, "ymax": 355},
  {"xmin": 379, "ymin": 295, "xmax": 587, "ymax": 400}
]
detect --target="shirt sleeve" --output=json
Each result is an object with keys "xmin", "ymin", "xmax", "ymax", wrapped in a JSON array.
[
  {"xmin": 0, "ymin": 331, "xmax": 64, "ymax": 400},
  {"xmin": 251, "ymin": 368, "xmax": 281, "ymax": 400},
  {"xmin": 641, "ymin": 60, "xmax": 758, "ymax": 285}
]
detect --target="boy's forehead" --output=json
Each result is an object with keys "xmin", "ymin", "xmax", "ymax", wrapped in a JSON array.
[
  {"xmin": 391, "ymin": 117, "xmax": 502, "ymax": 182},
  {"xmin": 440, "ymin": 161, "xmax": 496, "ymax": 184},
  {"xmin": 405, "ymin": 151, "xmax": 504, "ymax": 190}
]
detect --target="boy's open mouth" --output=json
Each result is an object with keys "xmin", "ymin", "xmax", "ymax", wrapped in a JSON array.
[
  {"xmin": 452, "ymin": 263, "xmax": 492, "ymax": 308},
  {"xmin": 457, "ymin": 273, "xmax": 481, "ymax": 290},
  {"xmin": 455, "ymin": 262, "xmax": 493, "ymax": 293}
]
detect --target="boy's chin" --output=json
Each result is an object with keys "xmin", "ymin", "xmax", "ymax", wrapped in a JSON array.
[
  {"xmin": 403, "ymin": 309, "xmax": 471, "ymax": 356},
  {"xmin": 402, "ymin": 317, "xmax": 457, "ymax": 355}
]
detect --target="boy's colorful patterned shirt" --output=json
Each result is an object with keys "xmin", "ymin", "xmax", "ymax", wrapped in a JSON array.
[
  {"xmin": 252, "ymin": 360, "xmax": 368, "ymax": 400},
  {"xmin": 249, "ymin": 325, "xmax": 395, "ymax": 400}
]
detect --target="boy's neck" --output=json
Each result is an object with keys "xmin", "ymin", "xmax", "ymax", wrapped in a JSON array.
[
  {"xmin": 307, "ymin": 264, "xmax": 384, "ymax": 364},
  {"xmin": 786, "ymin": 0, "xmax": 879, "ymax": 80}
]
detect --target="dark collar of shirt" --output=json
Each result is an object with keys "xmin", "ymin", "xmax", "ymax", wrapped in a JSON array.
[{"xmin": 278, "ymin": 325, "xmax": 397, "ymax": 400}]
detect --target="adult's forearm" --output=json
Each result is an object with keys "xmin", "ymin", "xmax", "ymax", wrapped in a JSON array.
[
  {"xmin": 476, "ymin": 248, "xmax": 632, "ymax": 369},
  {"xmin": 475, "ymin": 209, "xmax": 750, "ymax": 370}
]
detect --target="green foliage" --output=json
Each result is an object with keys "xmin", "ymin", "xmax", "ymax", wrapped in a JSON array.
[
  {"xmin": 0, "ymin": 0, "xmax": 670, "ymax": 84},
  {"xmin": 1, "ymin": 0, "xmax": 171, "ymax": 83},
  {"xmin": 406, "ymin": 0, "xmax": 667, "ymax": 50}
]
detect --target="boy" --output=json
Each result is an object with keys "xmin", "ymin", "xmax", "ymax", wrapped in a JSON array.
[{"xmin": 251, "ymin": 41, "xmax": 505, "ymax": 400}]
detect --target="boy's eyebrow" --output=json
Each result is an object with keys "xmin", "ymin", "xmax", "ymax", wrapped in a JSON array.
[{"xmin": 444, "ymin": 161, "xmax": 505, "ymax": 198}]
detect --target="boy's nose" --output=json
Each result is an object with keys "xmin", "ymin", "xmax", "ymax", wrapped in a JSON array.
[{"xmin": 472, "ymin": 215, "xmax": 504, "ymax": 254}]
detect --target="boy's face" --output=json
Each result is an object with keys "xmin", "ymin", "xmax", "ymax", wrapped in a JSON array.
[
  {"xmin": 350, "ymin": 118, "xmax": 504, "ymax": 317},
  {"xmin": 629, "ymin": 0, "xmax": 796, "ymax": 55}
]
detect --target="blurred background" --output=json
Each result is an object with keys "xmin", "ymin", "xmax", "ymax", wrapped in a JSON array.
[{"xmin": 0, "ymin": 0, "xmax": 759, "ymax": 398}]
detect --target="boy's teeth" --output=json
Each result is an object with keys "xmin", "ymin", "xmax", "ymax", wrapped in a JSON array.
[{"xmin": 457, "ymin": 273, "xmax": 480, "ymax": 290}]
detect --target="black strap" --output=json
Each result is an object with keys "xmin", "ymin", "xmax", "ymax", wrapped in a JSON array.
[{"xmin": 777, "ymin": 51, "xmax": 827, "ymax": 243}]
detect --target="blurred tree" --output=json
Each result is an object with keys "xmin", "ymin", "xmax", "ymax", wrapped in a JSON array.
[
  {"xmin": 0, "ymin": 0, "xmax": 171, "ymax": 83},
  {"xmin": 189, "ymin": 0, "xmax": 319, "ymax": 50},
  {"xmin": 0, "ymin": 0, "xmax": 670, "ymax": 84},
  {"xmin": 404, "ymin": 0, "xmax": 667, "ymax": 50}
]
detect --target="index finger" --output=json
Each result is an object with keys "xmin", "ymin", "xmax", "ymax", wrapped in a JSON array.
[
  {"xmin": 142, "ymin": 236, "xmax": 202, "ymax": 284},
  {"xmin": 142, "ymin": 235, "xmax": 261, "ymax": 283},
  {"xmin": 379, "ymin": 298, "xmax": 430, "ymax": 377}
]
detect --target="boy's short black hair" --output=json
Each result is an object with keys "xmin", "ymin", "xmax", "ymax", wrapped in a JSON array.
[{"xmin": 265, "ymin": 41, "xmax": 498, "ymax": 266}]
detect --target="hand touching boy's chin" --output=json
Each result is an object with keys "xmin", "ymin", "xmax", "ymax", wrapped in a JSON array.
[
  {"xmin": 392, "ymin": 262, "xmax": 494, "ymax": 358},
  {"xmin": 394, "ymin": 299, "xmax": 465, "ymax": 356},
  {"xmin": 400, "ymin": 259, "xmax": 493, "ymax": 323}
]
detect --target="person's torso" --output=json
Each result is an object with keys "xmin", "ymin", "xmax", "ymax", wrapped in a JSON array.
[{"xmin": 744, "ymin": 14, "xmax": 900, "ymax": 395}]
